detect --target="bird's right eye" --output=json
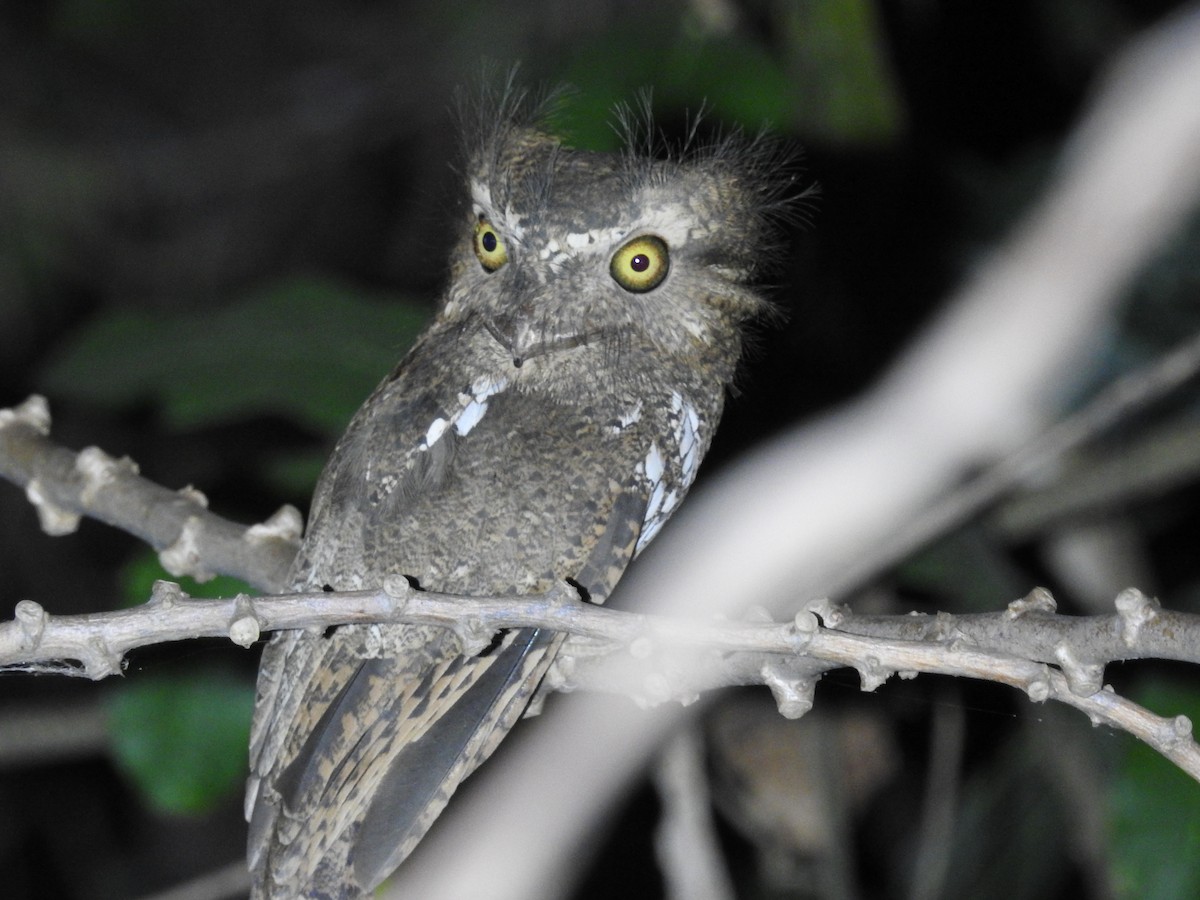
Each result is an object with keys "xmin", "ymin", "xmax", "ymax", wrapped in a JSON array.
[{"xmin": 473, "ymin": 219, "xmax": 508, "ymax": 272}]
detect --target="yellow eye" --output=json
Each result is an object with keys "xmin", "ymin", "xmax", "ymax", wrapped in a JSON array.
[
  {"xmin": 473, "ymin": 219, "xmax": 508, "ymax": 272},
  {"xmin": 610, "ymin": 235, "xmax": 669, "ymax": 293}
]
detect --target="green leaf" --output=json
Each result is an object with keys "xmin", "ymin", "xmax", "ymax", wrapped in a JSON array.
[
  {"xmin": 780, "ymin": 0, "xmax": 905, "ymax": 144},
  {"xmin": 548, "ymin": 0, "xmax": 901, "ymax": 147},
  {"xmin": 107, "ymin": 672, "xmax": 255, "ymax": 815},
  {"xmin": 549, "ymin": 13, "xmax": 794, "ymax": 149},
  {"xmin": 661, "ymin": 35, "xmax": 794, "ymax": 131},
  {"xmin": 1110, "ymin": 678, "xmax": 1200, "ymax": 899},
  {"xmin": 40, "ymin": 276, "xmax": 429, "ymax": 436}
]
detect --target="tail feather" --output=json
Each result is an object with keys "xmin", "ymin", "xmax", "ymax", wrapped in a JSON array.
[
  {"xmin": 248, "ymin": 625, "xmax": 560, "ymax": 898},
  {"xmin": 354, "ymin": 627, "xmax": 558, "ymax": 889}
]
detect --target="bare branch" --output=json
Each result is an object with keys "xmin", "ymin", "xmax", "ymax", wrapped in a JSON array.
[
  {"xmin": 0, "ymin": 395, "xmax": 300, "ymax": 593},
  {"xmin": 2, "ymin": 578, "xmax": 1197, "ymax": 779}
]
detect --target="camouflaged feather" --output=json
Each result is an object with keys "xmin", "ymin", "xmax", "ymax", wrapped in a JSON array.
[{"xmin": 246, "ymin": 86, "xmax": 797, "ymax": 899}]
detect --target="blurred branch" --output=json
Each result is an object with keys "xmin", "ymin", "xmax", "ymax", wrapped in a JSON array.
[
  {"xmin": 995, "ymin": 410, "xmax": 1200, "ymax": 539},
  {"xmin": 135, "ymin": 860, "xmax": 249, "ymax": 900},
  {"xmin": 833, "ymin": 325, "xmax": 1200, "ymax": 595},
  {"xmin": 0, "ymin": 701, "xmax": 108, "ymax": 768},
  {"xmin": 654, "ymin": 729, "xmax": 736, "ymax": 900},
  {"xmin": 907, "ymin": 699, "xmax": 965, "ymax": 900}
]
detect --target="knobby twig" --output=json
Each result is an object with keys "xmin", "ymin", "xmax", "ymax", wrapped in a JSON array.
[
  {"xmin": 1, "ymin": 576, "xmax": 1197, "ymax": 780},
  {"xmin": 0, "ymin": 395, "xmax": 299, "ymax": 593}
]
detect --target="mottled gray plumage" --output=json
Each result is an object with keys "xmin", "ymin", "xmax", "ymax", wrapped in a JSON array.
[{"xmin": 245, "ymin": 85, "xmax": 796, "ymax": 898}]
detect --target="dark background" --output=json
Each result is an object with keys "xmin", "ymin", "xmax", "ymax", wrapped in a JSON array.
[{"xmin": 2, "ymin": 1, "xmax": 1199, "ymax": 898}]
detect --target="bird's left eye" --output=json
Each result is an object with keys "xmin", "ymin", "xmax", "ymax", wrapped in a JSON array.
[
  {"xmin": 610, "ymin": 235, "xmax": 669, "ymax": 293},
  {"xmin": 473, "ymin": 219, "xmax": 508, "ymax": 272}
]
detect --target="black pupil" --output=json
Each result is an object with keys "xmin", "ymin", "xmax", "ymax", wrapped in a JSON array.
[
  {"xmin": 481, "ymin": 231, "xmax": 497, "ymax": 253},
  {"xmin": 630, "ymin": 253, "xmax": 650, "ymax": 273}
]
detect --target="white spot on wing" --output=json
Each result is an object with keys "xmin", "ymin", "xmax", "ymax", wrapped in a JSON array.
[
  {"xmin": 455, "ymin": 399, "xmax": 487, "ymax": 435},
  {"xmin": 424, "ymin": 417, "xmax": 449, "ymax": 447},
  {"xmin": 644, "ymin": 443, "xmax": 665, "ymax": 484},
  {"xmin": 469, "ymin": 375, "xmax": 507, "ymax": 402},
  {"xmin": 646, "ymin": 480, "xmax": 665, "ymax": 521},
  {"xmin": 423, "ymin": 375, "xmax": 510, "ymax": 447},
  {"xmin": 635, "ymin": 394, "xmax": 707, "ymax": 555},
  {"xmin": 673, "ymin": 392, "xmax": 703, "ymax": 487},
  {"xmin": 636, "ymin": 442, "xmax": 668, "ymax": 553}
]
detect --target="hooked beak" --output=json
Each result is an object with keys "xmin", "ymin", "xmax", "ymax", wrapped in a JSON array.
[{"xmin": 484, "ymin": 315, "xmax": 606, "ymax": 368}]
